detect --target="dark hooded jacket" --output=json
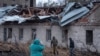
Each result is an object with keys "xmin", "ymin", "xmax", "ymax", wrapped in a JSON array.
[{"xmin": 69, "ymin": 38, "xmax": 74, "ymax": 48}]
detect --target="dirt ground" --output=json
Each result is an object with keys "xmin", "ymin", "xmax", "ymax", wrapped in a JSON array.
[
  {"xmin": 0, "ymin": 42, "xmax": 99, "ymax": 56},
  {"xmin": 44, "ymin": 47, "xmax": 68, "ymax": 56},
  {"xmin": 44, "ymin": 47, "xmax": 99, "ymax": 56}
]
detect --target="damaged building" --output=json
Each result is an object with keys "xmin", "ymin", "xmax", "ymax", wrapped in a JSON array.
[
  {"xmin": 0, "ymin": 2, "xmax": 63, "ymax": 47},
  {"xmin": 61, "ymin": 2, "xmax": 100, "ymax": 53},
  {"xmin": 0, "ymin": 0, "xmax": 100, "ymax": 53}
]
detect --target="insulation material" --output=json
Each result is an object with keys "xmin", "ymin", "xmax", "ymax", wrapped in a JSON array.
[{"xmin": 0, "ymin": 15, "xmax": 27, "ymax": 24}]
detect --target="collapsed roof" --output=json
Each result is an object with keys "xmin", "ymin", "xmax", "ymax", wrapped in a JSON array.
[{"xmin": 0, "ymin": 2, "xmax": 95, "ymax": 26}]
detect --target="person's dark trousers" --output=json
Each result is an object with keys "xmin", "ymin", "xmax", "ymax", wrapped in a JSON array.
[
  {"xmin": 70, "ymin": 48, "xmax": 75, "ymax": 56},
  {"xmin": 53, "ymin": 46, "xmax": 58, "ymax": 55}
]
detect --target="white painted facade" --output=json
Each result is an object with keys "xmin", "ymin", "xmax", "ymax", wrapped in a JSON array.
[
  {"xmin": 67, "ymin": 26, "xmax": 100, "ymax": 52},
  {"xmin": 0, "ymin": 24, "xmax": 66, "ymax": 47}
]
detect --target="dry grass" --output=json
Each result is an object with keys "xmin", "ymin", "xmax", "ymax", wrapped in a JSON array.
[
  {"xmin": 0, "ymin": 42, "xmax": 99, "ymax": 56},
  {"xmin": 0, "ymin": 42, "xmax": 29, "ymax": 56}
]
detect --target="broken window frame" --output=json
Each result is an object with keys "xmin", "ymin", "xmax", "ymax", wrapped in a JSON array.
[
  {"xmin": 19, "ymin": 28, "xmax": 23, "ymax": 40},
  {"xmin": 3, "ymin": 28, "xmax": 12, "ymax": 41},
  {"xmin": 8, "ymin": 28, "xmax": 12, "ymax": 38},
  {"xmin": 4, "ymin": 28, "xmax": 7, "ymax": 41},
  {"xmin": 62, "ymin": 29, "xmax": 68, "ymax": 42},
  {"xmin": 46, "ymin": 29, "xmax": 51, "ymax": 41},
  {"xmin": 32, "ymin": 29, "xmax": 36, "ymax": 40},
  {"xmin": 86, "ymin": 30, "xmax": 93, "ymax": 45}
]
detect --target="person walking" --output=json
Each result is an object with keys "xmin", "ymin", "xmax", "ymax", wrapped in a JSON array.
[
  {"xmin": 69, "ymin": 38, "xmax": 75, "ymax": 56},
  {"xmin": 51, "ymin": 36, "xmax": 58, "ymax": 55},
  {"xmin": 29, "ymin": 39, "xmax": 44, "ymax": 56}
]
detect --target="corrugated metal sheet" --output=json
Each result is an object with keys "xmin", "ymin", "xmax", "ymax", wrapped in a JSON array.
[
  {"xmin": 59, "ymin": 2, "xmax": 75, "ymax": 17},
  {"xmin": 60, "ymin": 7, "xmax": 89, "ymax": 26}
]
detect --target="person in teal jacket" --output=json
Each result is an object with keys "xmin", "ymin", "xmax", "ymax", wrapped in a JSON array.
[{"xmin": 29, "ymin": 39, "xmax": 44, "ymax": 56}]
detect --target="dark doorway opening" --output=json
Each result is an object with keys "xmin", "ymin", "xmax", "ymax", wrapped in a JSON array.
[{"xmin": 86, "ymin": 30, "xmax": 93, "ymax": 45}]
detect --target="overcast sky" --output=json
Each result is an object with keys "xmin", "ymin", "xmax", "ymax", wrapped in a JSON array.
[
  {"xmin": 36, "ymin": 0, "xmax": 58, "ymax": 4},
  {"xmin": 36, "ymin": 0, "xmax": 58, "ymax": 3},
  {"xmin": 36, "ymin": 0, "xmax": 65, "ymax": 7}
]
